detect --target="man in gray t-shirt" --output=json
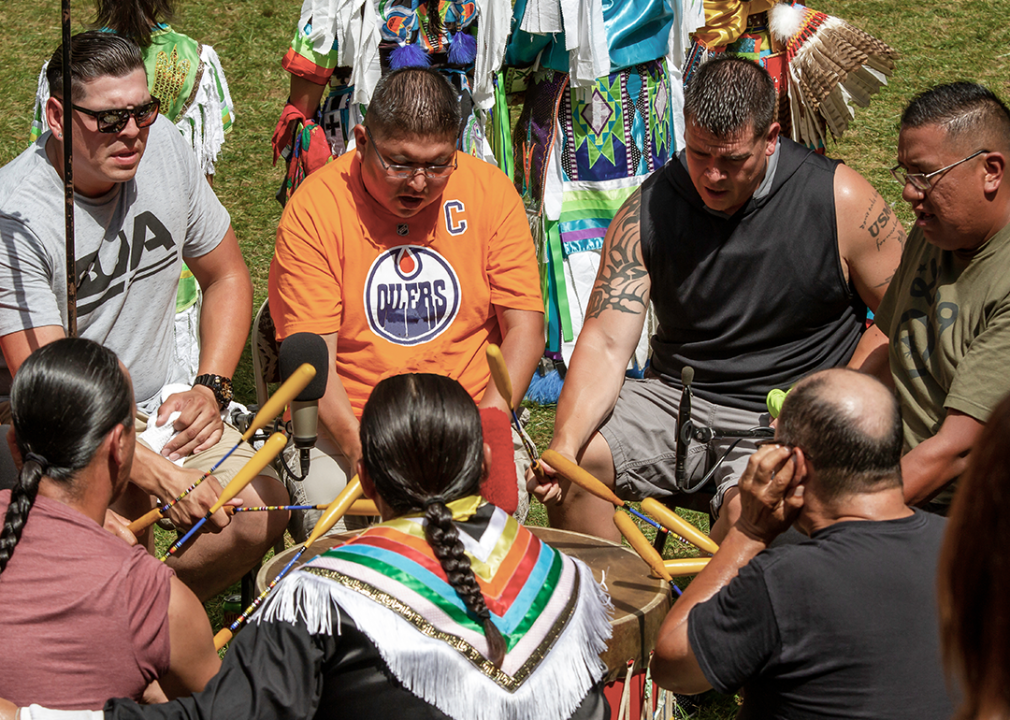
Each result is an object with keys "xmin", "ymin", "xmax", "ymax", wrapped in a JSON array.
[{"xmin": 0, "ymin": 32, "xmax": 288, "ymax": 600}]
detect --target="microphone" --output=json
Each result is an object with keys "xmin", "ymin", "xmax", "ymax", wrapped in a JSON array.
[
  {"xmin": 279, "ymin": 333, "xmax": 329, "ymax": 478},
  {"xmin": 675, "ymin": 366, "xmax": 695, "ymax": 490}
]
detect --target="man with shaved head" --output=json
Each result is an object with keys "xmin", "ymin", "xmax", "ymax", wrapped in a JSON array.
[
  {"xmin": 651, "ymin": 368, "xmax": 954, "ymax": 719},
  {"xmin": 874, "ymin": 82, "xmax": 1010, "ymax": 514}
]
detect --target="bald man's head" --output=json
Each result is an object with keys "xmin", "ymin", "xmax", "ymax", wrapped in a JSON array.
[{"xmin": 777, "ymin": 369, "xmax": 903, "ymax": 501}]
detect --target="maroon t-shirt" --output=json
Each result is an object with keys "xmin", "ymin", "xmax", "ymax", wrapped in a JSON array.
[{"xmin": 0, "ymin": 491, "xmax": 174, "ymax": 709}]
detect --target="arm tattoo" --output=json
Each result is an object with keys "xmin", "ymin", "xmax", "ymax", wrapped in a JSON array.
[
  {"xmin": 862, "ymin": 197, "xmax": 903, "ymax": 251},
  {"xmin": 873, "ymin": 272, "xmax": 895, "ymax": 289},
  {"xmin": 585, "ymin": 193, "xmax": 649, "ymax": 319}
]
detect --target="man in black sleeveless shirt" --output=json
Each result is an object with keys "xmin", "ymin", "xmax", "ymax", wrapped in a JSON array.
[{"xmin": 532, "ymin": 56, "xmax": 904, "ymax": 543}]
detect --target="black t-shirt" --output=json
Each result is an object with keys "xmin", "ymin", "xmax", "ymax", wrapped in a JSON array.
[{"xmin": 688, "ymin": 511, "xmax": 954, "ymax": 719}]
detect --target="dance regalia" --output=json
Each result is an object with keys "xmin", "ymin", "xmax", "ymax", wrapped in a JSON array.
[
  {"xmin": 499, "ymin": 0, "xmax": 697, "ymax": 373},
  {"xmin": 277, "ymin": 0, "xmax": 512, "ymax": 203},
  {"xmin": 684, "ymin": 0, "xmax": 899, "ymax": 151}
]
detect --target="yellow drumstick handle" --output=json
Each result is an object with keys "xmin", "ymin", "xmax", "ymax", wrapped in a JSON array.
[
  {"xmin": 346, "ymin": 498, "xmax": 378, "ymax": 516},
  {"xmin": 613, "ymin": 511, "xmax": 673, "ymax": 582},
  {"xmin": 213, "ymin": 478, "xmax": 364, "ymax": 651},
  {"xmin": 241, "ymin": 364, "xmax": 317, "ymax": 442},
  {"xmin": 128, "ymin": 432, "xmax": 289, "ymax": 535},
  {"xmin": 207, "ymin": 433, "xmax": 288, "ymax": 515},
  {"xmin": 128, "ymin": 506, "xmax": 164, "ymax": 535},
  {"xmin": 485, "ymin": 344, "xmax": 514, "ymax": 411},
  {"xmin": 641, "ymin": 498, "xmax": 720, "ymax": 555},
  {"xmin": 214, "ymin": 628, "xmax": 233, "ymax": 650},
  {"xmin": 542, "ymin": 450, "xmax": 625, "ymax": 507},
  {"xmin": 136, "ymin": 366, "xmax": 312, "ymax": 535},
  {"xmin": 303, "ymin": 476, "xmax": 364, "ymax": 547},
  {"xmin": 662, "ymin": 557, "xmax": 711, "ymax": 577}
]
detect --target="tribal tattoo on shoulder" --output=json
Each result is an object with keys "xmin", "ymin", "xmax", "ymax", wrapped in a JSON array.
[{"xmin": 585, "ymin": 192, "xmax": 649, "ymax": 319}]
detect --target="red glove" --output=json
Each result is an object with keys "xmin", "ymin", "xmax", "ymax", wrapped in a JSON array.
[
  {"xmin": 479, "ymin": 407, "xmax": 518, "ymax": 514},
  {"xmin": 272, "ymin": 102, "xmax": 308, "ymax": 166}
]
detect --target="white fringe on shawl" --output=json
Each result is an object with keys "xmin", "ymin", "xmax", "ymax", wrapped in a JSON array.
[
  {"xmin": 770, "ymin": 1, "xmax": 897, "ymax": 148},
  {"xmin": 258, "ymin": 559, "xmax": 613, "ymax": 720}
]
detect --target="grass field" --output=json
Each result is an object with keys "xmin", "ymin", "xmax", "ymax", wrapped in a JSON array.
[{"xmin": 1, "ymin": 0, "xmax": 1007, "ymax": 715}]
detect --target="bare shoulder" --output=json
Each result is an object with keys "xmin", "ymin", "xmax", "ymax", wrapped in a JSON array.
[
  {"xmin": 834, "ymin": 164, "xmax": 906, "ymax": 254},
  {"xmin": 832, "ymin": 163, "xmax": 905, "ymax": 306}
]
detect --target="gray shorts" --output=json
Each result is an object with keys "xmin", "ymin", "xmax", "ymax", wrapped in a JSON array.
[{"xmin": 598, "ymin": 376, "xmax": 771, "ymax": 518}]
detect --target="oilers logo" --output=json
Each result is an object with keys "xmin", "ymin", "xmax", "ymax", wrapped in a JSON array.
[{"xmin": 364, "ymin": 246, "xmax": 461, "ymax": 346}]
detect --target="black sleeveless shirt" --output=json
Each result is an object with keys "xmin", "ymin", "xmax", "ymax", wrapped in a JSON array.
[{"xmin": 641, "ymin": 138, "xmax": 866, "ymax": 412}]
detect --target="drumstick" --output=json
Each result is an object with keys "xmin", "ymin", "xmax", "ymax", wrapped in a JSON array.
[
  {"xmin": 541, "ymin": 450, "xmax": 669, "ymax": 535},
  {"xmin": 230, "ymin": 499, "xmax": 378, "ymax": 515},
  {"xmin": 161, "ymin": 433, "xmax": 288, "ymax": 560},
  {"xmin": 613, "ymin": 511, "xmax": 673, "ymax": 583},
  {"xmin": 230, "ymin": 504, "xmax": 328, "ymax": 513},
  {"xmin": 485, "ymin": 344, "xmax": 542, "ymax": 473},
  {"xmin": 213, "ymin": 476, "xmax": 364, "ymax": 650},
  {"xmin": 640, "ymin": 498, "xmax": 720, "ymax": 555},
  {"xmin": 662, "ymin": 557, "xmax": 711, "ymax": 576},
  {"xmin": 129, "ymin": 364, "xmax": 318, "ymax": 533}
]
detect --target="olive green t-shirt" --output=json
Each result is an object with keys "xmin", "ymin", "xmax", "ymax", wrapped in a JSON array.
[{"xmin": 876, "ymin": 222, "xmax": 1010, "ymax": 502}]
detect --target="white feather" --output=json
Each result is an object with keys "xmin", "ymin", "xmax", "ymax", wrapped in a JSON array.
[{"xmin": 770, "ymin": 1, "xmax": 805, "ymax": 45}]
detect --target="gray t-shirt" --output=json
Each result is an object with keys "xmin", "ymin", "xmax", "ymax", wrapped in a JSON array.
[{"xmin": 0, "ymin": 115, "xmax": 229, "ymax": 409}]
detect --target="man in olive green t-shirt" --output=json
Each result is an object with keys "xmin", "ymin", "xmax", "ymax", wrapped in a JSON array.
[{"xmin": 875, "ymin": 82, "xmax": 1010, "ymax": 511}]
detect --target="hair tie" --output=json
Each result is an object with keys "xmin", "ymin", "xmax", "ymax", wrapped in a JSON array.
[
  {"xmin": 423, "ymin": 496, "xmax": 446, "ymax": 509},
  {"xmin": 24, "ymin": 452, "xmax": 49, "ymax": 472}
]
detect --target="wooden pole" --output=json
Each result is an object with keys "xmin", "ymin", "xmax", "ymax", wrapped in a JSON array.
[{"xmin": 61, "ymin": 0, "xmax": 77, "ymax": 337}]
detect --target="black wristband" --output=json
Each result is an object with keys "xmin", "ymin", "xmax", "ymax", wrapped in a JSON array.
[{"xmin": 194, "ymin": 374, "xmax": 234, "ymax": 411}]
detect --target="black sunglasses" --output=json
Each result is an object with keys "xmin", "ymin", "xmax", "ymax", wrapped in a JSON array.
[{"xmin": 71, "ymin": 98, "xmax": 160, "ymax": 134}]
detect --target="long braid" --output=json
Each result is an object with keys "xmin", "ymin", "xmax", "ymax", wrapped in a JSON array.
[
  {"xmin": 424, "ymin": 501, "xmax": 506, "ymax": 667},
  {"xmin": 361, "ymin": 373, "xmax": 508, "ymax": 667},
  {"xmin": 0, "ymin": 459, "xmax": 45, "ymax": 575}
]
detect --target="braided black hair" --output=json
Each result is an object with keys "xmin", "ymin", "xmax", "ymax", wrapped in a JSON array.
[
  {"xmin": 360, "ymin": 373, "xmax": 506, "ymax": 667},
  {"xmin": 0, "ymin": 339, "xmax": 133, "ymax": 575}
]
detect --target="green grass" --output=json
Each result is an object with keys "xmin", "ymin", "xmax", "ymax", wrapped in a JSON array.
[{"xmin": 3, "ymin": 1, "xmax": 1007, "ymax": 715}]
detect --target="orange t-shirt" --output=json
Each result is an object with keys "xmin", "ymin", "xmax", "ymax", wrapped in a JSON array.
[{"xmin": 269, "ymin": 151, "xmax": 543, "ymax": 417}]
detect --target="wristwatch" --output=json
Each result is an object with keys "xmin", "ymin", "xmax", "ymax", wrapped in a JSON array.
[{"xmin": 194, "ymin": 374, "xmax": 234, "ymax": 411}]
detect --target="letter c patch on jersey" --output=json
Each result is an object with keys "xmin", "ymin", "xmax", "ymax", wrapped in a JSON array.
[
  {"xmin": 444, "ymin": 200, "xmax": 467, "ymax": 236},
  {"xmin": 364, "ymin": 246, "xmax": 461, "ymax": 346}
]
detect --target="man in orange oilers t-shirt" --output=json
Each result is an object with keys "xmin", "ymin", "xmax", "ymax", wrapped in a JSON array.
[{"xmin": 269, "ymin": 68, "xmax": 544, "ymax": 535}]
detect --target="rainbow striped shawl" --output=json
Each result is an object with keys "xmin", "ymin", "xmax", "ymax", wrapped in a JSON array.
[{"xmin": 259, "ymin": 497, "xmax": 612, "ymax": 720}]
